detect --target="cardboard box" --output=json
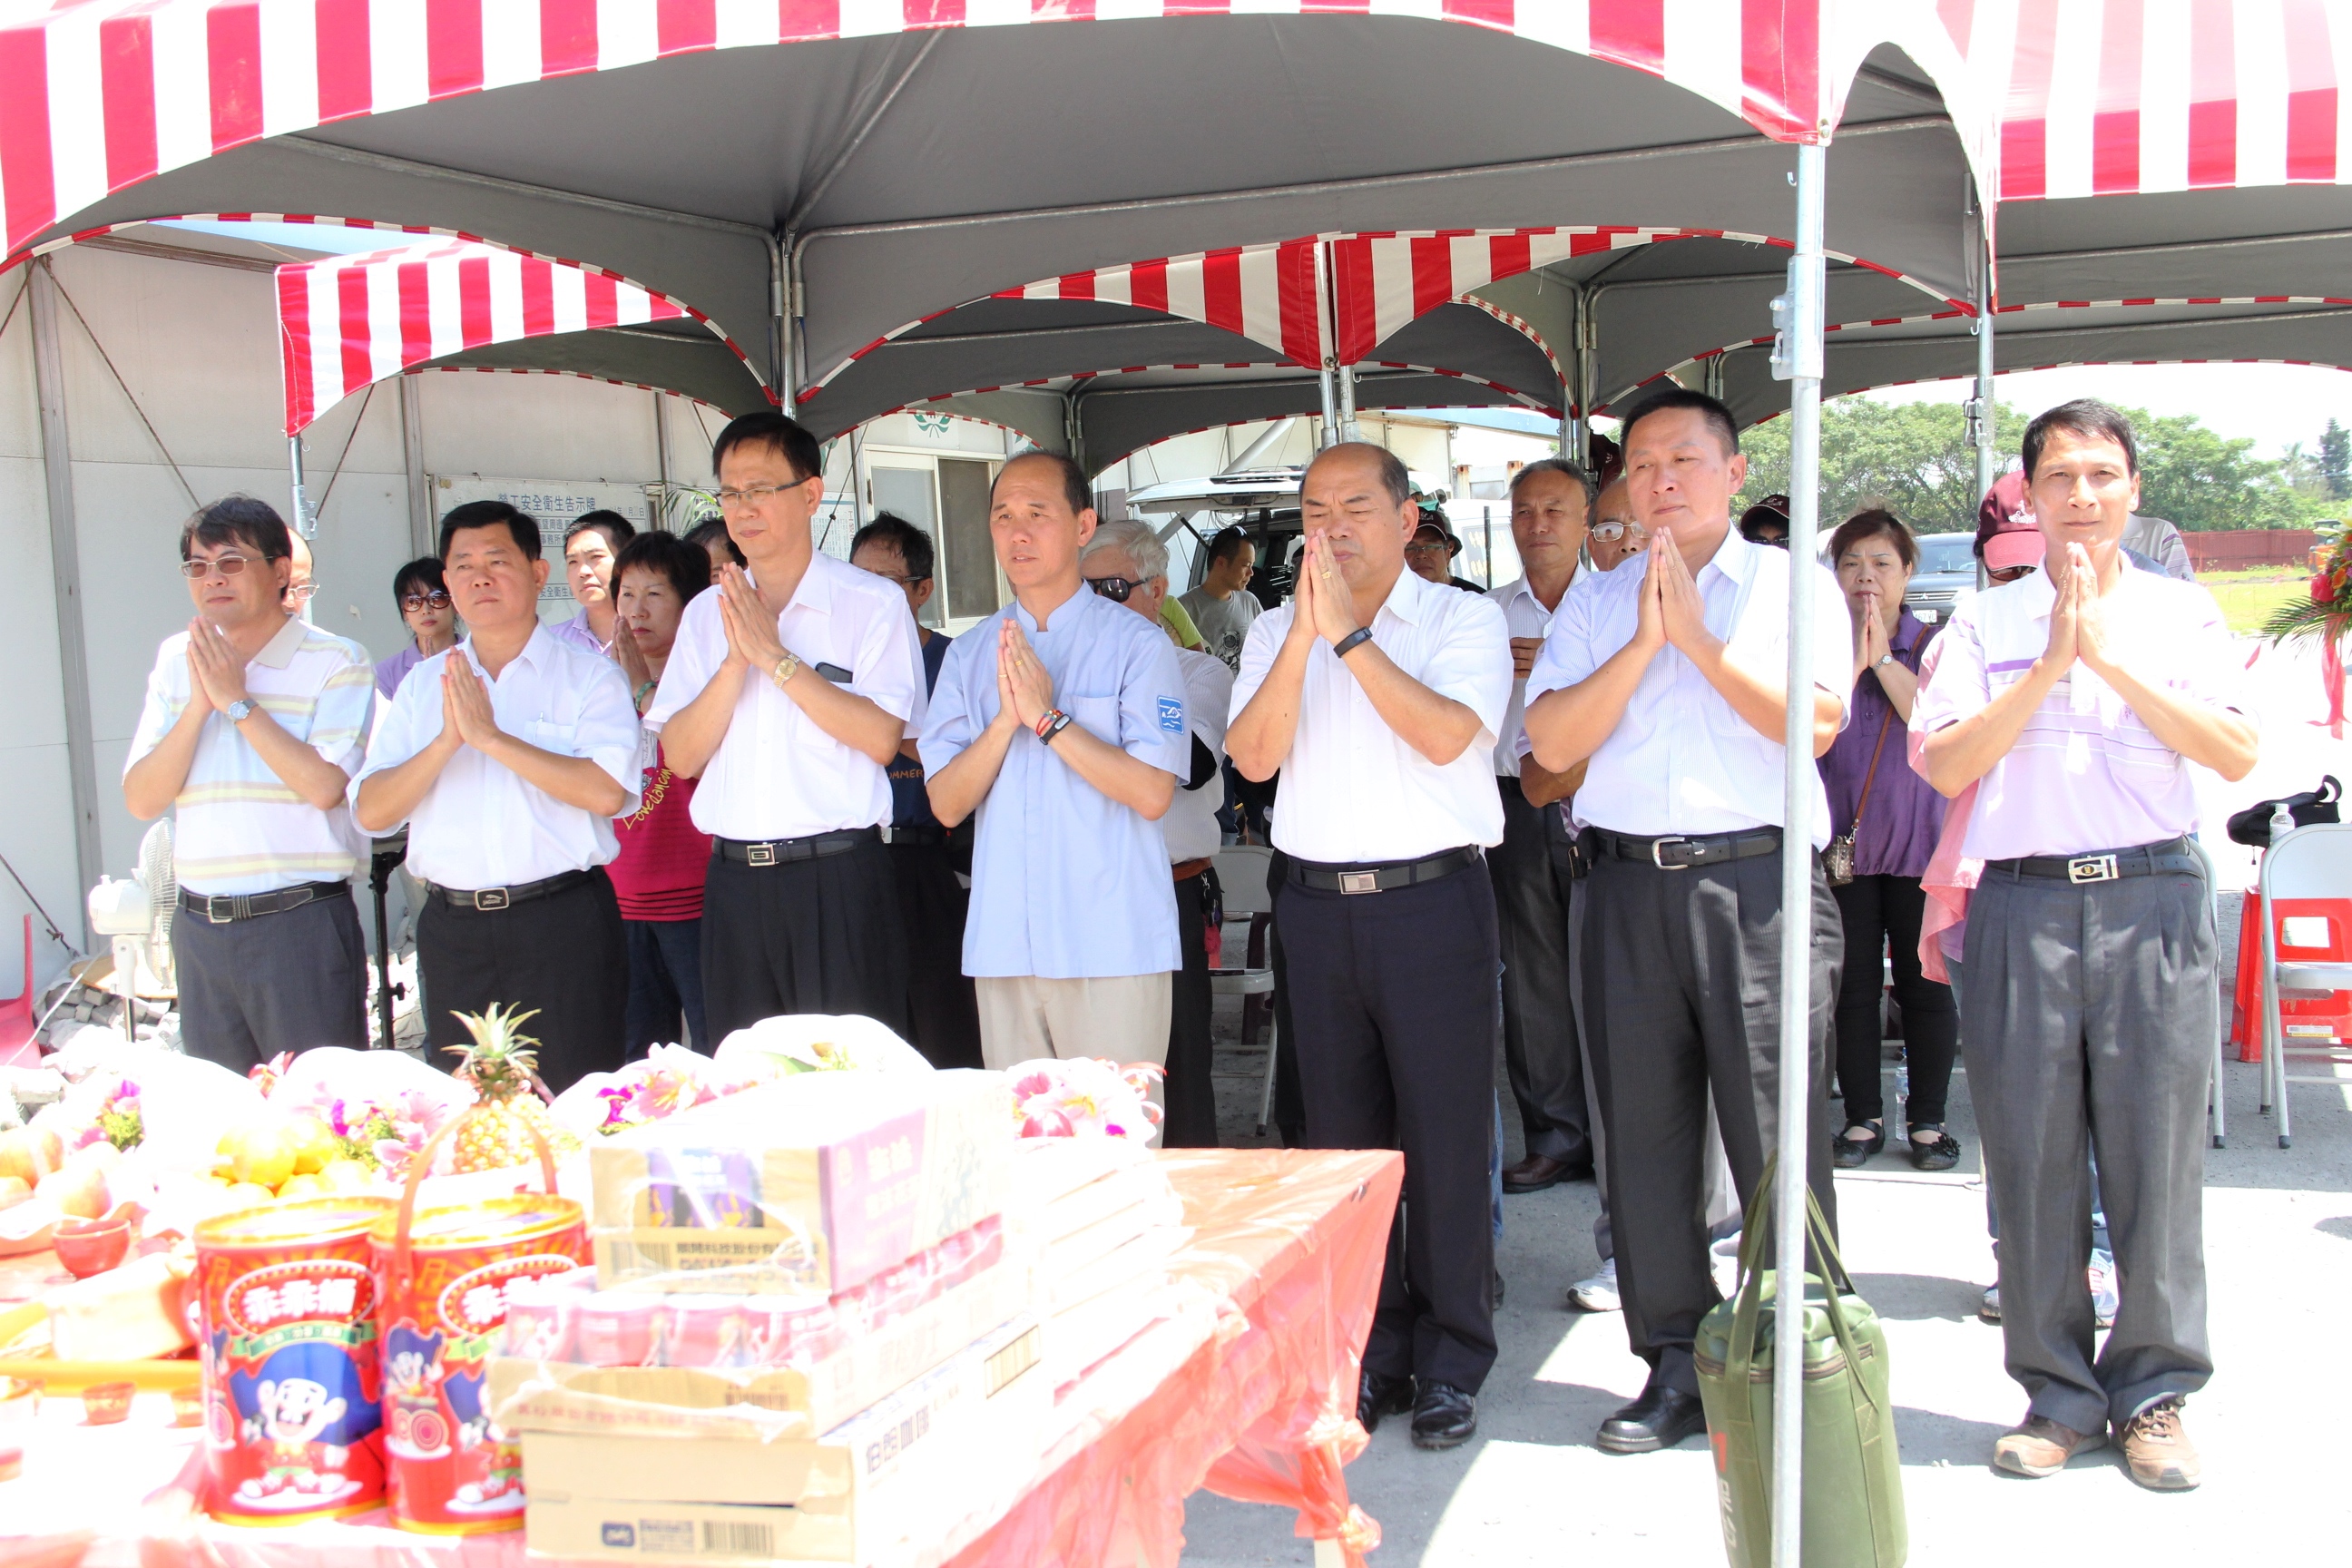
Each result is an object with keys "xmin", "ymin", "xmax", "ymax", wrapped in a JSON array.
[
  {"xmin": 589, "ymin": 1071, "xmax": 1011, "ymax": 1298},
  {"xmin": 491, "ymin": 1244, "xmax": 1033, "ymax": 1439},
  {"xmin": 523, "ymin": 1317, "xmax": 1048, "ymax": 1564}
]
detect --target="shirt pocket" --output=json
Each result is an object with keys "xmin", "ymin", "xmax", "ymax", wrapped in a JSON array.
[
  {"xmin": 526, "ymin": 717, "xmax": 581, "ymax": 756},
  {"xmin": 1065, "ymin": 692, "xmax": 1124, "ymax": 750}
]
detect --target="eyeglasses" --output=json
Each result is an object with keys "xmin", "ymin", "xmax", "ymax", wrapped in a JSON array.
[
  {"xmin": 180, "ymin": 554, "xmax": 264, "ymax": 578},
  {"xmin": 1987, "ymin": 564, "xmax": 2039, "ymax": 583},
  {"xmin": 714, "ymin": 482, "xmax": 802, "ymax": 510},
  {"xmin": 402, "ymin": 589, "xmax": 454, "ymax": 612},
  {"xmin": 1084, "ymin": 575, "xmax": 1141, "ymax": 603},
  {"xmin": 864, "ymin": 571, "xmax": 930, "ymax": 588},
  {"xmin": 285, "ymin": 582, "xmax": 319, "ymax": 601},
  {"xmin": 1403, "ymin": 541, "xmax": 1449, "ymax": 557},
  {"xmin": 1587, "ymin": 522, "xmax": 1648, "ymax": 544}
]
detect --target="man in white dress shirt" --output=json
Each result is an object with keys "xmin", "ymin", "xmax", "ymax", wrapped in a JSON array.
[
  {"xmin": 1523, "ymin": 388, "xmax": 1850, "ymax": 1455},
  {"xmin": 124, "ymin": 497, "xmax": 375, "ymax": 1071},
  {"xmin": 647, "ymin": 413, "xmax": 926, "ymax": 1044},
  {"xmin": 1082, "ymin": 517, "xmax": 1233, "ymax": 1146},
  {"xmin": 1229, "ymin": 442, "xmax": 1512, "ymax": 1450},
  {"xmin": 354, "ymin": 501, "xmax": 642, "ymax": 1092},
  {"xmin": 1486, "ymin": 458, "xmax": 1597, "ymax": 1195}
]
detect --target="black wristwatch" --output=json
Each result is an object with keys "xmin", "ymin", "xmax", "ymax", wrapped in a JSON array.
[{"xmin": 1333, "ymin": 627, "xmax": 1375, "ymax": 660}]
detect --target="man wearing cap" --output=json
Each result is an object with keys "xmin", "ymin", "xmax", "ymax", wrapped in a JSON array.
[
  {"xmin": 1229, "ymin": 442, "xmax": 1512, "ymax": 1450},
  {"xmin": 1917, "ymin": 400, "xmax": 2256, "ymax": 1490},
  {"xmin": 1522, "ymin": 387, "xmax": 1849, "ymax": 1456},
  {"xmin": 1487, "ymin": 458, "xmax": 1596, "ymax": 1194},
  {"xmin": 1738, "ymin": 495, "xmax": 1791, "ymax": 548},
  {"xmin": 647, "ymin": 413, "xmax": 926, "ymax": 1044},
  {"xmin": 1405, "ymin": 512, "xmax": 1485, "ymax": 593}
]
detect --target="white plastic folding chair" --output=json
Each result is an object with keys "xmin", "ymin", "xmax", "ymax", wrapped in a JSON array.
[
  {"xmin": 2257, "ymin": 824, "xmax": 2352, "ymax": 1149},
  {"xmin": 1209, "ymin": 844, "xmax": 1280, "ymax": 1135}
]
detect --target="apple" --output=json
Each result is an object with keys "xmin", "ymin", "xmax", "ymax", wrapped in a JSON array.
[
  {"xmin": 35, "ymin": 1162, "xmax": 108, "ymax": 1221},
  {"xmin": 0, "ymin": 1127, "xmax": 63, "ymax": 1186},
  {"xmin": 0, "ymin": 1177, "xmax": 27, "ymax": 1210}
]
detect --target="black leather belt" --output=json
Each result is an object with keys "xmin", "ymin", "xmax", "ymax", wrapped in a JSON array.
[
  {"xmin": 428, "ymin": 867, "xmax": 595, "ymax": 913},
  {"xmin": 1986, "ymin": 836, "xmax": 2197, "ymax": 885},
  {"xmin": 181, "ymin": 880, "xmax": 350, "ymax": 925},
  {"xmin": 1589, "ymin": 827, "xmax": 1783, "ymax": 871},
  {"xmin": 886, "ymin": 823, "xmax": 948, "ymax": 848},
  {"xmin": 1288, "ymin": 846, "xmax": 1482, "ymax": 895},
  {"xmin": 715, "ymin": 827, "xmax": 879, "ymax": 867}
]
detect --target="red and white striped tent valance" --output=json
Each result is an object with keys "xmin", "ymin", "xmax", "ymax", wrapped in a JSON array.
[
  {"xmin": 0, "ymin": 2, "xmax": 1850, "ymax": 266},
  {"xmin": 277, "ymin": 239, "xmax": 687, "ymax": 435},
  {"xmin": 1942, "ymin": 0, "xmax": 2352, "ymax": 200}
]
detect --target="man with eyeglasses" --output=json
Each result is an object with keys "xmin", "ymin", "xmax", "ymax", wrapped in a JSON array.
[
  {"xmin": 124, "ymin": 497, "xmax": 377, "ymax": 1071},
  {"xmin": 282, "ymin": 531, "xmax": 319, "ymax": 616},
  {"xmin": 646, "ymin": 413, "xmax": 925, "ymax": 1044},
  {"xmin": 354, "ymin": 501, "xmax": 642, "ymax": 1092},
  {"xmin": 923, "ymin": 452, "xmax": 1189, "ymax": 1074},
  {"xmin": 1079, "ymin": 516, "xmax": 1233, "ymax": 1146},
  {"xmin": 1404, "ymin": 516, "xmax": 1484, "ymax": 593},
  {"xmin": 1228, "ymin": 442, "xmax": 1512, "ymax": 1450},
  {"xmin": 1585, "ymin": 475, "xmax": 1649, "ymax": 572},
  {"xmin": 851, "ymin": 512, "xmax": 981, "ymax": 1069}
]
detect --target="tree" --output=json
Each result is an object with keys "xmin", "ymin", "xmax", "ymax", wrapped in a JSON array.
[
  {"xmin": 2320, "ymin": 416, "xmax": 2350, "ymax": 500},
  {"xmin": 1734, "ymin": 397, "xmax": 2331, "ymax": 532}
]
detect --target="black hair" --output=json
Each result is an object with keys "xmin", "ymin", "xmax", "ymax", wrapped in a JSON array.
[
  {"xmin": 438, "ymin": 500, "xmax": 541, "ymax": 562},
  {"xmin": 850, "ymin": 513, "xmax": 936, "ymax": 582},
  {"xmin": 391, "ymin": 556, "xmax": 446, "ymax": 608},
  {"xmin": 564, "ymin": 510, "xmax": 637, "ymax": 552},
  {"xmin": 1508, "ymin": 456, "xmax": 1597, "ymax": 507},
  {"xmin": 683, "ymin": 517, "xmax": 745, "ymax": 568},
  {"xmin": 612, "ymin": 530, "xmax": 710, "ymax": 607},
  {"xmin": 181, "ymin": 495, "xmax": 290, "ymax": 564},
  {"xmin": 1827, "ymin": 506, "xmax": 1918, "ymax": 571},
  {"xmin": 710, "ymin": 411, "xmax": 822, "ymax": 485},
  {"xmin": 990, "ymin": 450, "xmax": 1093, "ymax": 516},
  {"xmin": 1204, "ymin": 524, "xmax": 1254, "ymax": 568},
  {"xmin": 1617, "ymin": 387, "xmax": 1740, "ymax": 459},
  {"xmin": 1305, "ymin": 441, "xmax": 1414, "ymax": 505},
  {"xmin": 2023, "ymin": 398, "xmax": 2138, "ymax": 480}
]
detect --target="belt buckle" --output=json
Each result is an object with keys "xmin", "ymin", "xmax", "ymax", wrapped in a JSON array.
[
  {"xmin": 746, "ymin": 842, "xmax": 778, "ymax": 867},
  {"xmin": 2068, "ymin": 853, "xmax": 2119, "ymax": 885},
  {"xmin": 1651, "ymin": 837, "xmax": 1692, "ymax": 870},
  {"xmin": 1338, "ymin": 870, "xmax": 1381, "ymax": 896},
  {"xmin": 204, "ymin": 896, "xmax": 238, "ymax": 925},
  {"xmin": 473, "ymin": 887, "xmax": 511, "ymax": 912}
]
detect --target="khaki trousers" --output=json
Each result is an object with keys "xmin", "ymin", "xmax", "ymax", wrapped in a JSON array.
[{"xmin": 975, "ymin": 974, "xmax": 1173, "ymax": 1073}]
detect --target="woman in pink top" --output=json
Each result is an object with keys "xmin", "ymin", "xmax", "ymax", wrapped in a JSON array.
[{"xmin": 608, "ymin": 532, "xmax": 714, "ymax": 1053}]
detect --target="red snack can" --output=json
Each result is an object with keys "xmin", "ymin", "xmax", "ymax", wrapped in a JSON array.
[
  {"xmin": 499, "ymin": 1269, "xmax": 587, "ymax": 1361},
  {"xmin": 371, "ymin": 1196, "xmax": 587, "ymax": 1534},
  {"xmin": 192, "ymin": 1197, "xmax": 396, "ymax": 1525},
  {"xmin": 659, "ymin": 1296, "xmax": 747, "ymax": 1368},
  {"xmin": 575, "ymin": 1295, "xmax": 662, "ymax": 1367}
]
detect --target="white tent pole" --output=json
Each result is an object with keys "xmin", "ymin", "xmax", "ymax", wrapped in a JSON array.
[
  {"xmin": 1772, "ymin": 139, "xmax": 1828, "ymax": 1568},
  {"xmin": 1564, "ymin": 285, "xmax": 1585, "ymax": 463},
  {"xmin": 1315, "ymin": 242, "xmax": 1339, "ymax": 447},
  {"xmin": 1973, "ymin": 212, "xmax": 1997, "ymax": 499},
  {"xmin": 28, "ymin": 259, "xmax": 100, "ymax": 939},
  {"xmin": 1338, "ymin": 364, "xmax": 1359, "ymax": 443},
  {"xmin": 772, "ymin": 232, "xmax": 797, "ymax": 410}
]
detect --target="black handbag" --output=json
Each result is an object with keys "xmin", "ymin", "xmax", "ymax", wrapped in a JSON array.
[{"xmin": 2227, "ymin": 775, "xmax": 2341, "ymax": 848}]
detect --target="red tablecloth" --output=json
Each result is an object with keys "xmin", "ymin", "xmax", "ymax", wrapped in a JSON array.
[{"xmin": 0, "ymin": 1148, "xmax": 1404, "ymax": 1568}]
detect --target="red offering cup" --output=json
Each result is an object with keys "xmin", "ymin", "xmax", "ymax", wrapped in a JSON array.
[
  {"xmin": 659, "ymin": 1297, "xmax": 747, "ymax": 1368},
  {"xmin": 574, "ymin": 1296, "xmax": 660, "ymax": 1367},
  {"xmin": 52, "ymin": 1216, "xmax": 133, "ymax": 1279},
  {"xmin": 82, "ymin": 1381, "xmax": 134, "ymax": 1426},
  {"xmin": 500, "ymin": 1272, "xmax": 580, "ymax": 1361}
]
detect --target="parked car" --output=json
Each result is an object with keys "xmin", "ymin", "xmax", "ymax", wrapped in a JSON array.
[{"xmin": 1903, "ymin": 531, "xmax": 1979, "ymax": 626}]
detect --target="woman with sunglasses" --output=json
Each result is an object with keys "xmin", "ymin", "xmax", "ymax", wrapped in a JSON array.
[{"xmin": 376, "ymin": 557, "xmax": 458, "ymax": 700}]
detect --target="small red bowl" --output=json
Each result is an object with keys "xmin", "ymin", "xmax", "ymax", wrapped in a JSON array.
[
  {"xmin": 81, "ymin": 1381, "xmax": 134, "ymax": 1426},
  {"xmin": 52, "ymin": 1216, "xmax": 132, "ymax": 1279}
]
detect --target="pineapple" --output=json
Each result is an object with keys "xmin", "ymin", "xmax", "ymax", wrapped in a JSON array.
[{"xmin": 446, "ymin": 1004, "xmax": 572, "ymax": 1172}]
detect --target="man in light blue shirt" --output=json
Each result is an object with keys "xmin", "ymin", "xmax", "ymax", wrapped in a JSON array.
[{"xmin": 922, "ymin": 452, "xmax": 1190, "ymax": 1073}]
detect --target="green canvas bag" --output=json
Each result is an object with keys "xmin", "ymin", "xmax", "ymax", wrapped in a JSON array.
[{"xmin": 1694, "ymin": 1158, "xmax": 1906, "ymax": 1568}]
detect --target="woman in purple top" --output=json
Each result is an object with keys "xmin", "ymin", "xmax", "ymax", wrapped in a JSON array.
[
  {"xmin": 1818, "ymin": 508, "xmax": 1958, "ymax": 1171},
  {"xmin": 374, "ymin": 557, "xmax": 457, "ymax": 701}
]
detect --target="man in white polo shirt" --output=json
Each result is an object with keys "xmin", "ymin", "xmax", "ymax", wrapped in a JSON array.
[
  {"xmin": 124, "ymin": 497, "xmax": 376, "ymax": 1071},
  {"xmin": 354, "ymin": 501, "xmax": 642, "ymax": 1092},
  {"xmin": 1228, "ymin": 441, "xmax": 1512, "ymax": 1450},
  {"xmin": 646, "ymin": 413, "xmax": 926, "ymax": 1043}
]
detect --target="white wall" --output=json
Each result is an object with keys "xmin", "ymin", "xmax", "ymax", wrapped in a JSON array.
[{"xmin": 0, "ymin": 242, "xmax": 725, "ymax": 1003}]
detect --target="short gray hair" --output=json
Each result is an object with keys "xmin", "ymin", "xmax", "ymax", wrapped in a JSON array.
[
  {"xmin": 1509, "ymin": 457, "xmax": 1596, "ymax": 507},
  {"xmin": 1081, "ymin": 516, "xmax": 1169, "ymax": 583}
]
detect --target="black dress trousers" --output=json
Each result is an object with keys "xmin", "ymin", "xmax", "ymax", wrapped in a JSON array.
[
  {"xmin": 1579, "ymin": 838, "xmax": 1842, "ymax": 1397},
  {"xmin": 1161, "ymin": 869, "xmax": 1219, "ymax": 1147},
  {"xmin": 700, "ymin": 838, "xmax": 910, "ymax": 1045},
  {"xmin": 1490, "ymin": 778, "xmax": 1593, "ymax": 1165},
  {"xmin": 416, "ymin": 869, "xmax": 628, "ymax": 1094},
  {"xmin": 1276, "ymin": 858, "xmax": 1500, "ymax": 1394},
  {"xmin": 887, "ymin": 837, "xmax": 984, "ymax": 1070}
]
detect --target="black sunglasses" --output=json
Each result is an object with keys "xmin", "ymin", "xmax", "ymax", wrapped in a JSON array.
[
  {"xmin": 1084, "ymin": 575, "xmax": 1140, "ymax": 603},
  {"xmin": 401, "ymin": 589, "xmax": 453, "ymax": 612}
]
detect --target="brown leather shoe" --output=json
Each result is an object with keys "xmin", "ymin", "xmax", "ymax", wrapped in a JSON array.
[
  {"xmin": 1502, "ymin": 1153, "xmax": 1591, "ymax": 1194},
  {"xmin": 1992, "ymin": 1415, "xmax": 2107, "ymax": 1477},
  {"xmin": 2115, "ymin": 1398, "xmax": 2201, "ymax": 1491}
]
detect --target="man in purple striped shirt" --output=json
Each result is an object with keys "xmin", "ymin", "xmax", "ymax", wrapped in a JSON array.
[{"xmin": 1917, "ymin": 400, "xmax": 2258, "ymax": 1492}]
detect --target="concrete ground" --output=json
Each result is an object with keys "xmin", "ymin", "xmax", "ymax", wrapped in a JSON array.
[{"xmin": 1182, "ymin": 637, "xmax": 2352, "ymax": 1563}]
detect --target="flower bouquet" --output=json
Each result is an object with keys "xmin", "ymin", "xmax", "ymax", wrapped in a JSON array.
[
  {"xmin": 1008, "ymin": 1058, "xmax": 1164, "ymax": 1143},
  {"xmin": 553, "ymin": 1043, "xmax": 766, "ymax": 1139},
  {"xmin": 2260, "ymin": 526, "xmax": 2352, "ymax": 736}
]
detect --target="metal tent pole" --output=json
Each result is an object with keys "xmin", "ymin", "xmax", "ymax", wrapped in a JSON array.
[
  {"xmin": 1565, "ymin": 286, "xmax": 1586, "ymax": 463},
  {"xmin": 1337, "ymin": 364, "xmax": 1359, "ymax": 443},
  {"xmin": 29, "ymin": 260, "xmax": 101, "ymax": 940},
  {"xmin": 1315, "ymin": 242, "xmax": 1339, "ymax": 447},
  {"xmin": 1772, "ymin": 140, "xmax": 1828, "ymax": 1568},
  {"xmin": 1972, "ymin": 213, "xmax": 1998, "ymax": 500}
]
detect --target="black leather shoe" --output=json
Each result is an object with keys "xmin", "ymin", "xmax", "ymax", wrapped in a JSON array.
[
  {"xmin": 1411, "ymin": 1381, "xmax": 1478, "ymax": 1449},
  {"xmin": 1597, "ymin": 1383, "xmax": 1709, "ymax": 1455},
  {"xmin": 1357, "ymin": 1369, "xmax": 1413, "ymax": 1435}
]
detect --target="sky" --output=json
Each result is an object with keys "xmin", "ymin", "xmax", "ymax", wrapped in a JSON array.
[{"xmin": 1862, "ymin": 364, "xmax": 2352, "ymax": 461}]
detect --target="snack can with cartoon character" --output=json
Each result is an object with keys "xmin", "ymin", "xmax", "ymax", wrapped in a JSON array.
[
  {"xmin": 371, "ymin": 1196, "xmax": 587, "ymax": 1533},
  {"xmin": 193, "ymin": 1197, "xmax": 397, "ymax": 1525}
]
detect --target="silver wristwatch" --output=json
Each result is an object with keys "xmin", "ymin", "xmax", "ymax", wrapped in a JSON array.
[
  {"xmin": 1874, "ymin": 653, "xmax": 1895, "ymax": 670},
  {"xmin": 223, "ymin": 697, "xmax": 257, "ymax": 722}
]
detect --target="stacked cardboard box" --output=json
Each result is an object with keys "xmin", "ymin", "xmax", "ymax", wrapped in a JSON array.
[{"xmin": 1008, "ymin": 1139, "xmax": 1189, "ymax": 1393}]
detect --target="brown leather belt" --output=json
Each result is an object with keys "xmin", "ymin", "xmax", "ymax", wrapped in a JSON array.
[{"xmin": 1171, "ymin": 857, "xmax": 1213, "ymax": 883}]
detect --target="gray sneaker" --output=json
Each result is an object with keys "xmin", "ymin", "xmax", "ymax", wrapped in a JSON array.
[
  {"xmin": 1980, "ymin": 1283, "xmax": 2001, "ymax": 1323},
  {"xmin": 1567, "ymin": 1258, "xmax": 1621, "ymax": 1312},
  {"xmin": 2089, "ymin": 1252, "xmax": 2119, "ymax": 1330}
]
